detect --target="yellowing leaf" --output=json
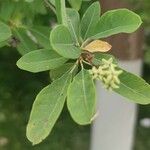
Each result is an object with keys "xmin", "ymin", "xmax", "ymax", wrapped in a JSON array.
[{"xmin": 83, "ymin": 40, "xmax": 112, "ymax": 53}]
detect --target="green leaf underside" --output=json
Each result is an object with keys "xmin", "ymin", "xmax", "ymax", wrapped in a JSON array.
[
  {"xmin": 0, "ymin": 21, "xmax": 12, "ymax": 42},
  {"xmin": 50, "ymin": 25, "xmax": 81, "ymax": 59},
  {"xmin": 0, "ymin": 2, "xmax": 15, "ymax": 22},
  {"xmin": 67, "ymin": 69, "xmax": 96, "ymax": 125},
  {"xmin": 17, "ymin": 49, "xmax": 67, "ymax": 73},
  {"xmin": 68, "ymin": 0, "xmax": 82, "ymax": 11},
  {"xmin": 13, "ymin": 28, "xmax": 37, "ymax": 55},
  {"xmin": 50, "ymin": 63, "xmax": 77, "ymax": 80},
  {"xmin": 81, "ymin": 2, "xmax": 100, "ymax": 40},
  {"xmin": 114, "ymin": 70, "xmax": 150, "ymax": 105},
  {"xmin": 90, "ymin": 9, "xmax": 142, "ymax": 39},
  {"xmin": 67, "ymin": 8, "xmax": 80, "ymax": 45},
  {"xmin": 26, "ymin": 72, "xmax": 72, "ymax": 145},
  {"xmin": 29, "ymin": 26, "xmax": 52, "ymax": 49},
  {"xmin": 55, "ymin": 0, "xmax": 68, "ymax": 26},
  {"xmin": 92, "ymin": 53, "xmax": 117, "ymax": 65}
]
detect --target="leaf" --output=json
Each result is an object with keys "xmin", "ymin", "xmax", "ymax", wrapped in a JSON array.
[
  {"xmin": 66, "ymin": 8, "xmax": 80, "ymax": 45},
  {"xmin": 92, "ymin": 53, "xmax": 117, "ymax": 65},
  {"xmin": 29, "ymin": 26, "xmax": 52, "ymax": 49},
  {"xmin": 67, "ymin": 69, "xmax": 96, "ymax": 125},
  {"xmin": 50, "ymin": 63, "xmax": 78, "ymax": 80},
  {"xmin": 81, "ymin": 2, "xmax": 100, "ymax": 40},
  {"xmin": 50, "ymin": 25, "xmax": 81, "ymax": 59},
  {"xmin": 29, "ymin": 0, "xmax": 47, "ymax": 15},
  {"xmin": 68, "ymin": 0, "xmax": 82, "ymax": 11},
  {"xmin": 90, "ymin": 9, "xmax": 142, "ymax": 39},
  {"xmin": 0, "ymin": 2, "xmax": 15, "ymax": 21},
  {"xmin": 0, "ymin": 41, "xmax": 7, "ymax": 48},
  {"xmin": 114, "ymin": 70, "xmax": 150, "ymax": 105},
  {"xmin": 48, "ymin": 0, "xmax": 55, "ymax": 6},
  {"xmin": 83, "ymin": 40, "xmax": 112, "ymax": 53},
  {"xmin": 55, "ymin": 0, "xmax": 68, "ymax": 26},
  {"xmin": 17, "ymin": 49, "xmax": 67, "ymax": 73},
  {"xmin": 26, "ymin": 72, "xmax": 72, "ymax": 145},
  {"xmin": 0, "ymin": 21, "xmax": 12, "ymax": 42},
  {"xmin": 13, "ymin": 28, "xmax": 37, "ymax": 55},
  {"xmin": 49, "ymin": 0, "xmax": 87, "ymax": 9}
]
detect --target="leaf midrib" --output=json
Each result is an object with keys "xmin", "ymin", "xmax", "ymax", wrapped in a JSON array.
[
  {"xmin": 31, "ymin": 74, "xmax": 70, "ymax": 143},
  {"xmin": 55, "ymin": 43, "xmax": 74, "ymax": 46},
  {"xmin": 21, "ymin": 57, "xmax": 65, "ymax": 65},
  {"xmin": 14, "ymin": 29, "xmax": 31, "ymax": 50},
  {"xmin": 119, "ymin": 82, "xmax": 149, "ymax": 101},
  {"xmin": 81, "ymin": 70, "xmax": 90, "ymax": 120},
  {"xmin": 92, "ymin": 24, "xmax": 138, "ymax": 39},
  {"xmin": 84, "ymin": 8, "xmax": 96, "ymax": 40},
  {"xmin": 30, "ymin": 28, "xmax": 49, "ymax": 40},
  {"xmin": 67, "ymin": 16, "xmax": 79, "ymax": 44},
  {"xmin": 41, "ymin": 75, "xmax": 70, "ymax": 136}
]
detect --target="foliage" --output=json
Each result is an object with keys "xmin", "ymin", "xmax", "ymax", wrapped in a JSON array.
[
  {"xmin": 0, "ymin": 48, "xmax": 90, "ymax": 150},
  {"xmin": 0, "ymin": 0, "xmax": 150, "ymax": 145}
]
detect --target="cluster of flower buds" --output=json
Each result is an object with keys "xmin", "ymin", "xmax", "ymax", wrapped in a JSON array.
[{"xmin": 89, "ymin": 58, "xmax": 123, "ymax": 90}]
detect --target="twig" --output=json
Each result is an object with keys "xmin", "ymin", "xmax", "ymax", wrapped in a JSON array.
[{"xmin": 70, "ymin": 60, "xmax": 79, "ymax": 73}]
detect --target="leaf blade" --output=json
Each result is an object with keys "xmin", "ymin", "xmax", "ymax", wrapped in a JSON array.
[
  {"xmin": 55, "ymin": 0, "xmax": 68, "ymax": 26},
  {"xmin": 0, "ymin": 21, "xmax": 12, "ymax": 42},
  {"xmin": 81, "ymin": 2, "xmax": 100, "ymax": 40},
  {"xmin": 68, "ymin": 0, "xmax": 82, "ymax": 11},
  {"xmin": 17, "ymin": 49, "xmax": 67, "ymax": 73},
  {"xmin": 13, "ymin": 28, "xmax": 37, "ymax": 55},
  {"xmin": 90, "ymin": 9, "xmax": 142, "ymax": 39},
  {"xmin": 50, "ymin": 25, "xmax": 81, "ymax": 59},
  {"xmin": 50, "ymin": 63, "xmax": 77, "ymax": 80},
  {"xmin": 83, "ymin": 40, "xmax": 112, "ymax": 53},
  {"xmin": 114, "ymin": 70, "xmax": 150, "ymax": 105},
  {"xmin": 67, "ymin": 8, "xmax": 80, "ymax": 45},
  {"xmin": 67, "ymin": 69, "xmax": 96, "ymax": 125},
  {"xmin": 29, "ymin": 26, "xmax": 52, "ymax": 49},
  {"xmin": 26, "ymin": 72, "xmax": 72, "ymax": 145}
]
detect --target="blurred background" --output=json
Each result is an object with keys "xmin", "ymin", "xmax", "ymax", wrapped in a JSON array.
[{"xmin": 0, "ymin": 0, "xmax": 150, "ymax": 149}]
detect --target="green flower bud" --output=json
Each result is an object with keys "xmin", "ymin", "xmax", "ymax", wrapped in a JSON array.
[{"xmin": 89, "ymin": 58, "xmax": 123, "ymax": 90}]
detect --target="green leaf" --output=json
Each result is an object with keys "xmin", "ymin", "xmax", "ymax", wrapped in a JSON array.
[
  {"xmin": 67, "ymin": 69, "xmax": 96, "ymax": 125},
  {"xmin": 0, "ymin": 2, "xmax": 15, "ymax": 21},
  {"xmin": 26, "ymin": 72, "xmax": 72, "ymax": 145},
  {"xmin": 17, "ymin": 49, "xmax": 67, "ymax": 73},
  {"xmin": 66, "ymin": 8, "xmax": 80, "ymax": 45},
  {"xmin": 81, "ymin": 2, "xmax": 100, "ymax": 40},
  {"xmin": 55, "ymin": 0, "xmax": 68, "ymax": 26},
  {"xmin": 13, "ymin": 28, "xmax": 37, "ymax": 55},
  {"xmin": 0, "ymin": 21, "xmax": 12, "ymax": 42},
  {"xmin": 68, "ymin": 0, "xmax": 82, "ymax": 11},
  {"xmin": 50, "ymin": 25, "xmax": 81, "ymax": 59},
  {"xmin": 50, "ymin": 63, "xmax": 77, "ymax": 80},
  {"xmin": 90, "ymin": 9, "xmax": 142, "ymax": 39},
  {"xmin": 0, "ymin": 41, "xmax": 7, "ymax": 48},
  {"xmin": 29, "ymin": 26, "xmax": 52, "ymax": 49},
  {"xmin": 48, "ymin": 0, "xmax": 55, "ymax": 5},
  {"xmin": 92, "ymin": 53, "xmax": 117, "ymax": 65},
  {"xmin": 114, "ymin": 70, "xmax": 150, "ymax": 105}
]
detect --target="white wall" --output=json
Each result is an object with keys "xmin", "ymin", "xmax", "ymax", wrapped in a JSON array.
[{"xmin": 91, "ymin": 60, "xmax": 143, "ymax": 150}]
